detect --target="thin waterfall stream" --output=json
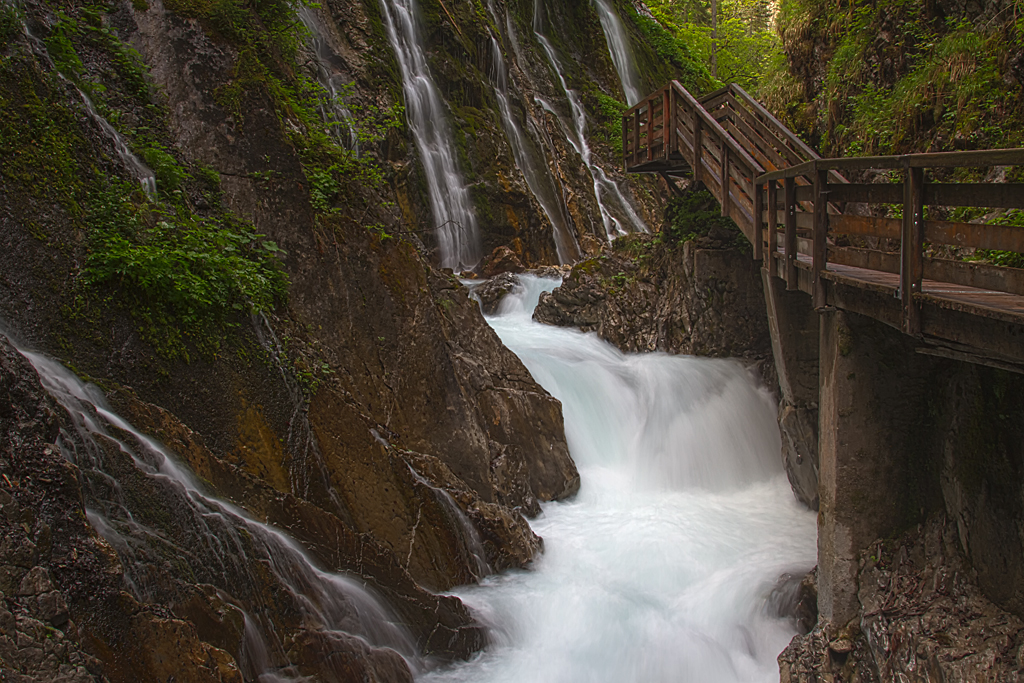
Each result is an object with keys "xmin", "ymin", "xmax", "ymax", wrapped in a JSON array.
[
  {"xmin": 592, "ymin": 0, "xmax": 643, "ymax": 106},
  {"xmin": 423, "ymin": 276, "xmax": 817, "ymax": 683},
  {"xmin": 378, "ymin": 0, "xmax": 481, "ymax": 272},
  {"xmin": 485, "ymin": 0, "xmax": 580, "ymax": 264},
  {"xmin": 15, "ymin": 343, "xmax": 421, "ymax": 682},
  {"xmin": 532, "ymin": 2, "xmax": 646, "ymax": 240}
]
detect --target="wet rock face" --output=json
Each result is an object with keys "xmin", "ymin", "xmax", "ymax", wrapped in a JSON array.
[
  {"xmin": 0, "ymin": 338, "xmax": 242, "ymax": 683},
  {"xmin": 780, "ymin": 517, "xmax": 1024, "ymax": 683},
  {"xmin": 533, "ymin": 235, "xmax": 774, "ymax": 385},
  {"xmin": 474, "ymin": 272, "xmax": 525, "ymax": 316}
]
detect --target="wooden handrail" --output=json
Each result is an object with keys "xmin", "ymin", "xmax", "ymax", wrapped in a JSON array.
[
  {"xmin": 625, "ymin": 79, "xmax": 1024, "ymax": 345},
  {"xmin": 757, "ymin": 149, "xmax": 1024, "ymax": 183}
]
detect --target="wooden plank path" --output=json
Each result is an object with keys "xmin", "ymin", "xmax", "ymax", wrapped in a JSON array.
[{"xmin": 624, "ymin": 81, "xmax": 1024, "ymax": 370}]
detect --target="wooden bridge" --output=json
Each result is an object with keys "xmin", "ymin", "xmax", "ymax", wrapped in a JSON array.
[{"xmin": 623, "ymin": 81, "xmax": 1024, "ymax": 371}]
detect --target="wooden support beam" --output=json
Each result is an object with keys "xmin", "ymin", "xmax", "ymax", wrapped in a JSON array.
[
  {"xmin": 693, "ymin": 117, "xmax": 703, "ymax": 187},
  {"xmin": 813, "ymin": 168, "xmax": 828, "ymax": 308},
  {"xmin": 647, "ymin": 100, "xmax": 655, "ymax": 162},
  {"xmin": 901, "ymin": 166, "xmax": 925, "ymax": 336},
  {"xmin": 785, "ymin": 176, "xmax": 798, "ymax": 290},
  {"xmin": 753, "ymin": 179, "xmax": 764, "ymax": 261},
  {"xmin": 768, "ymin": 179, "xmax": 779, "ymax": 277},
  {"xmin": 721, "ymin": 143, "xmax": 731, "ymax": 218},
  {"xmin": 667, "ymin": 87, "xmax": 676, "ymax": 155},
  {"xmin": 633, "ymin": 108, "xmax": 641, "ymax": 167}
]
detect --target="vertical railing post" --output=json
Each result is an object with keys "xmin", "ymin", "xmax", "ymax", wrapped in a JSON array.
[
  {"xmin": 667, "ymin": 86, "xmax": 676, "ymax": 156},
  {"xmin": 753, "ymin": 174, "xmax": 763, "ymax": 261},
  {"xmin": 693, "ymin": 115, "xmax": 703, "ymax": 188},
  {"xmin": 663, "ymin": 88, "xmax": 670, "ymax": 160},
  {"xmin": 633, "ymin": 107, "xmax": 641, "ymax": 167},
  {"xmin": 901, "ymin": 164, "xmax": 925, "ymax": 335},
  {"xmin": 622, "ymin": 114, "xmax": 629, "ymax": 171},
  {"xmin": 812, "ymin": 166, "xmax": 828, "ymax": 309},
  {"xmin": 768, "ymin": 179, "xmax": 778, "ymax": 277},
  {"xmin": 647, "ymin": 98, "xmax": 655, "ymax": 162},
  {"xmin": 720, "ymin": 142, "xmax": 731, "ymax": 218},
  {"xmin": 784, "ymin": 176, "xmax": 797, "ymax": 290}
]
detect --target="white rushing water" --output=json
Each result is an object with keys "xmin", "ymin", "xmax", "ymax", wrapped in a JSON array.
[
  {"xmin": 532, "ymin": 2, "xmax": 647, "ymax": 240},
  {"xmin": 592, "ymin": 0, "xmax": 643, "ymax": 106},
  {"xmin": 423, "ymin": 276, "xmax": 817, "ymax": 683},
  {"xmin": 379, "ymin": 0, "xmax": 481, "ymax": 272},
  {"xmin": 484, "ymin": 1, "xmax": 579, "ymax": 264}
]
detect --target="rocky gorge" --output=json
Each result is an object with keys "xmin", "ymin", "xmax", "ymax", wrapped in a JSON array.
[{"xmin": 1, "ymin": 0, "xmax": 1024, "ymax": 680}]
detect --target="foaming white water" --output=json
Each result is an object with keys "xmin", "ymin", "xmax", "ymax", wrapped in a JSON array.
[{"xmin": 426, "ymin": 276, "xmax": 816, "ymax": 683}]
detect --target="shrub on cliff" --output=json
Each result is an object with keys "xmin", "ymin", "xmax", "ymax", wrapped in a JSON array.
[{"xmin": 663, "ymin": 188, "xmax": 746, "ymax": 249}]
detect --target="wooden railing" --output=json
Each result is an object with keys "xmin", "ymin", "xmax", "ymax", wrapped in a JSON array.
[
  {"xmin": 625, "ymin": 79, "xmax": 1024, "ymax": 353},
  {"xmin": 755, "ymin": 150, "xmax": 1024, "ymax": 333},
  {"xmin": 623, "ymin": 81, "xmax": 764, "ymax": 246}
]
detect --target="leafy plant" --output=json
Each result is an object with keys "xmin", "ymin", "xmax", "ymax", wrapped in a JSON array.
[{"xmin": 84, "ymin": 182, "xmax": 288, "ymax": 357}]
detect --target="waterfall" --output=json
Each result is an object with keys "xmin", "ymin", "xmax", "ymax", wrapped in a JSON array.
[
  {"xmin": 378, "ymin": 0, "xmax": 481, "ymax": 272},
  {"xmin": 423, "ymin": 276, "xmax": 818, "ymax": 683},
  {"xmin": 16, "ymin": 345, "xmax": 419, "ymax": 681},
  {"xmin": 532, "ymin": 2, "xmax": 647, "ymax": 240},
  {"xmin": 297, "ymin": 5, "xmax": 359, "ymax": 151},
  {"xmin": 484, "ymin": 1, "xmax": 580, "ymax": 264},
  {"xmin": 592, "ymin": 0, "xmax": 643, "ymax": 106},
  {"xmin": 76, "ymin": 88, "xmax": 157, "ymax": 197}
]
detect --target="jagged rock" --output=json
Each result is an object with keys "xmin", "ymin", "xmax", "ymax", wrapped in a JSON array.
[
  {"xmin": 474, "ymin": 273, "xmax": 524, "ymax": 315},
  {"xmin": 482, "ymin": 246, "xmax": 527, "ymax": 278},
  {"xmin": 533, "ymin": 236, "xmax": 774, "ymax": 385},
  {"xmin": 781, "ymin": 517, "xmax": 1024, "ymax": 683}
]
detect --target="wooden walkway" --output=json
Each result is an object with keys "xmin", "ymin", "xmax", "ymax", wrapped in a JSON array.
[{"xmin": 623, "ymin": 81, "xmax": 1024, "ymax": 370}]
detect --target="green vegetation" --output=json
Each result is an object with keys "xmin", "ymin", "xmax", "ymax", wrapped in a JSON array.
[
  {"xmin": 763, "ymin": 0, "xmax": 1024, "ymax": 156},
  {"xmin": 641, "ymin": 0, "xmax": 780, "ymax": 93},
  {"xmin": 967, "ymin": 210, "xmax": 1024, "ymax": 269},
  {"xmin": 663, "ymin": 188, "xmax": 746, "ymax": 248},
  {"xmin": 1, "ymin": 11, "xmax": 289, "ymax": 360},
  {"xmin": 84, "ymin": 182, "xmax": 287, "ymax": 358}
]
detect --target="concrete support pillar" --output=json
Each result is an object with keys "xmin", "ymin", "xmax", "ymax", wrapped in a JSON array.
[
  {"xmin": 817, "ymin": 309, "xmax": 938, "ymax": 626},
  {"xmin": 763, "ymin": 270, "xmax": 820, "ymax": 509}
]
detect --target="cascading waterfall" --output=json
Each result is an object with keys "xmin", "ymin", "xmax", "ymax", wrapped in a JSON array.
[
  {"xmin": 378, "ymin": 0, "xmax": 481, "ymax": 272},
  {"xmin": 425, "ymin": 276, "xmax": 817, "ymax": 683},
  {"xmin": 532, "ymin": 2, "xmax": 647, "ymax": 240},
  {"xmin": 484, "ymin": 0, "xmax": 580, "ymax": 264},
  {"xmin": 17, "ymin": 345, "xmax": 419, "ymax": 681},
  {"xmin": 77, "ymin": 87, "xmax": 158, "ymax": 197},
  {"xmin": 592, "ymin": 0, "xmax": 643, "ymax": 107},
  {"xmin": 15, "ymin": 16, "xmax": 158, "ymax": 197},
  {"xmin": 297, "ymin": 5, "xmax": 359, "ymax": 151}
]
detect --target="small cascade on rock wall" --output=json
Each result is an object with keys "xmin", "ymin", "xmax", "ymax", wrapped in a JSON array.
[
  {"xmin": 296, "ymin": 5, "xmax": 359, "ymax": 152},
  {"xmin": 532, "ymin": 1, "xmax": 647, "ymax": 240},
  {"xmin": 424, "ymin": 276, "xmax": 817, "ymax": 683},
  {"xmin": 484, "ymin": 0, "xmax": 580, "ymax": 264},
  {"xmin": 252, "ymin": 313, "xmax": 348, "ymax": 519},
  {"xmin": 378, "ymin": 0, "xmax": 481, "ymax": 272},
  {"xmin": 77, "ymin": 88, "xmax": 158, "ymax": 197},
  {"xmin": 18, "ymin": 347, "xmax": 420, "ymax": 681},
  {"xmin": 592, "ymin": 0, "xmax": 643, "ymax": 106}
]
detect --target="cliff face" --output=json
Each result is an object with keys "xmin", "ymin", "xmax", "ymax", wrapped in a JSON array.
[
  {"xmin": 0, "ymin": 0, "xmax": 697, "ymax": 678},
  {"xmin": 766, "ymin": 0, "xmax": 1024, "ymax": 158}
]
